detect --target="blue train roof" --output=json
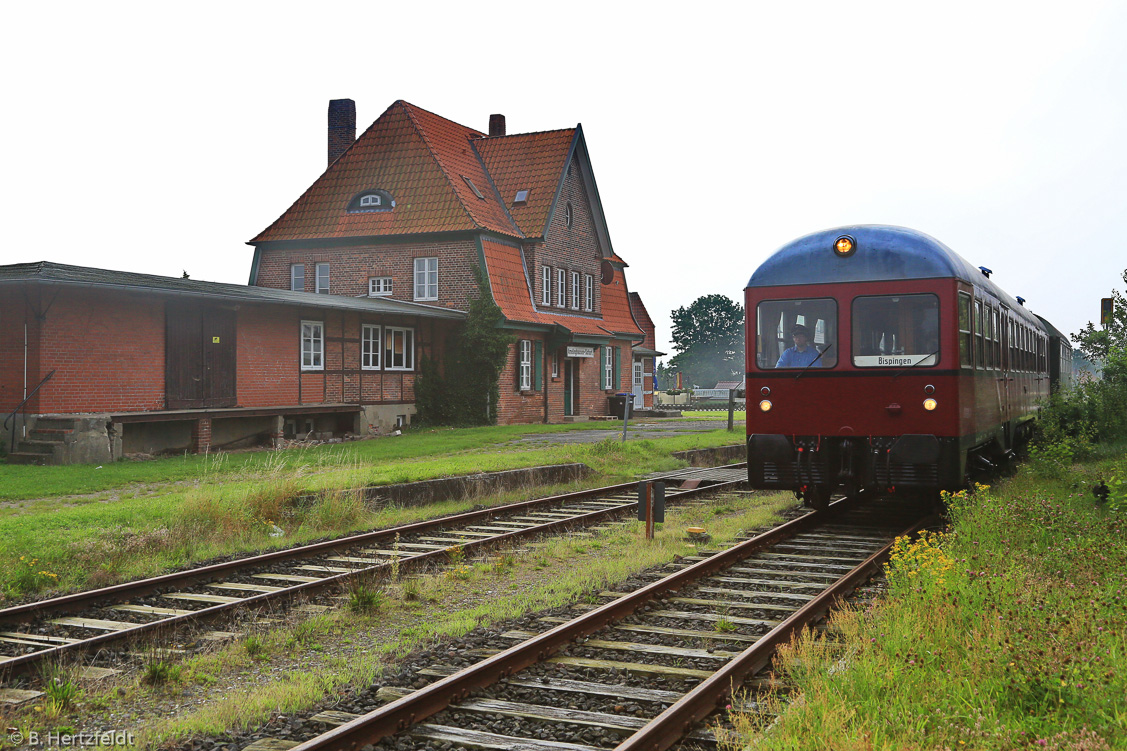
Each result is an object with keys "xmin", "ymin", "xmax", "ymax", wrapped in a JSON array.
[{"xmin": 747, "ymin": 225, "xmax": 1044, "ymax": 326}]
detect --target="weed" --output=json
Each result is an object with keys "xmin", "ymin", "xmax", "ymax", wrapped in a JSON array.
[
  {"xmin": 446, "ymin": 544, "xmax": 466, "ymax": 566},
  {"xmin": 244, "ymin": 636, "xmax": 267, "ymax": 659},
  {"xmin": 400, "ymin": 578, "xmax": 421, "ymax": 601},
  {"xmin": 490, "ymin": 553, "xmax": 515, "ymax": 573},
  {"xmin": 347, "ymin": 584, "xmax": 386, "ymax": 614},
  {"xmin": 142, "ymin": 652, "xmax": 183, "ymax": 686},
  {"xmin": 446, "ymin": 564, "xmax": 472, "ymax": 581},
  {"xmin": 42, "ymin": 674, "xmax": 80, "ymax": 709},
  {"xmin": 714, "ymin": 616, "xmax": 738, "ymax": 633}
]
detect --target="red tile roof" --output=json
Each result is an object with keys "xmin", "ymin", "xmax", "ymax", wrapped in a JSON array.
[
  {"xmin": 475, "ymin": 129, "xmax": 575, "ymax": 238},
  {"xmin": 252, "ymin": 101, "xmax": 520, "ymax": 243},
  {"xmin": 481, "ymin": 239, "xmax": 643, "ymax": 340}
]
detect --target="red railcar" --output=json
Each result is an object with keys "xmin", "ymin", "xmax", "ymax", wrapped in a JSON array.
[{"xmin": 745, "ymin": 225, "xmax": 1069, "ymax": 508}]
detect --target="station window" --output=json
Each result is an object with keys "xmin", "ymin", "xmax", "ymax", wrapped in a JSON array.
[
  {"xmin": 852, "ymin": 294, "xmax": 939, "ymax": 368},
  {"xmin": 414, "ymin": 258, "xmax": 437, "ymax": 301},
  {"xmin": 361, "ymin": 324, "xmax": 381, "ymax": 369},
  {"xmin": 541, "ymin": 266, "xmax": 551, "ymax": 306},
  {"xmin": 556, "ymin": 268, "xmax": 566, "ymax": 308},
  {"xmin": 519, "ymin": 340, "xmax": 532, "ymax": 390},
  {"xmin": 570, "ymin": 271, "xmax": 580, "ymax": 310},
  {"xmin": 384, "ymin": 327, "xmax": 414, "ymax": 370},
  {"xmin": 290, "ymin": 264, "xmax": 305, "ymax": 292},
  {"xmin": 368, "ymin": 277, "xmax": 392, "ymax": 297},
  {"xmin": 584, "ymin": 274, "xmax": 593, "ymax": 311},
  {"xmin": 301, "ymin": 321, "xmax": 324, "ymax": 371},
  {"xmin": 755, "ymin": 298, "xmax": 838, "ymax": 369},
  {"xmin": 315, "ymin": 263, "xmax": 330, "ymax": 294}
]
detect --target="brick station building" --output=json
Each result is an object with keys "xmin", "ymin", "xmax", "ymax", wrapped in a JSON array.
[{"xmin": 0, "ymin": 100, "xmax": 658, "ymax": 464}]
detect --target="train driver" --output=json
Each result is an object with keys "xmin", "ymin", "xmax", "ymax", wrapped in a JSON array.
[{"xmin": 776, "ymin": 324, "xmax": 822, "ymax": 368}]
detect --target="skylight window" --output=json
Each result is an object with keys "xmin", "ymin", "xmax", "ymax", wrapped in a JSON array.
[
  {"xmin": 462, "ymin": 176, "xmax": 485, "ymax": 199},
  {"xmin": 514, "ymin": 189, "xmax": 530, "ymax": 204}
]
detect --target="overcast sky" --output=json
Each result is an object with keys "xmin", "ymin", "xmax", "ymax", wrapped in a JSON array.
[{"xmin": 3, "ymin": 2, "xmax": 1124, "ymax": 357}]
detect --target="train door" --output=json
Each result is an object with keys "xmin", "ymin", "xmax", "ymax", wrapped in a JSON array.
[{"xmin": 999, "ymin": 308, "xmax": 1013, "ymax": 448}]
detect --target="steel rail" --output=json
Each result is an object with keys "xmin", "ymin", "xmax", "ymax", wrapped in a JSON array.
[
  {"xmin": 614, "ymin": 513, "xmax": 937, "ymax": 751},
  {"xmin": 284, "ymin": 492, "xmax": 866, "ymax": 751},
  {"xmin": 0, "ymin": 477, "xmax": 744, "ymax": 678}
]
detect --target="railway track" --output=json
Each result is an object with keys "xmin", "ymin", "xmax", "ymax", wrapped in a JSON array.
[
  {"xmin": 0, "ymin": 467, "xmax": 745, "ymax": 680},
  {"xmin": 207, "ymin": 493, "xmax": 935, "ymax": 751}
]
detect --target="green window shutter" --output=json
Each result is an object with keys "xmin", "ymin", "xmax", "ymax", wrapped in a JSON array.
[
  {"xmin": 613, "ymin": 346, "xmax": 621, "ymax": 392},
  {"xmin": 596, "ymin": 345, "xmax": 604, "ymax": 389},
  {"xmin": 534, "ymin": 341, "xmax": 543, "ymax": 391}
]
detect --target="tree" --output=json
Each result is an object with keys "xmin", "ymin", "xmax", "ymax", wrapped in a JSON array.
[
  {"xmin": 1066, "ymin": 268, "xmax": 1127, "ymax": 441},
  {"xmin": 666, "ymin": 294, "xmax": 744, "ymax": 388}
]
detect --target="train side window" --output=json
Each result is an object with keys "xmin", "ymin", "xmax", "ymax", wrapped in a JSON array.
[
  {"xmin": 958, "ymin": 292, "xmax": 972, "ymax": 369},
  {"xmin": 974, "ymin": 300, "xmax": 984, "ymax": 370},
  {"xmin": 851, "ymin": 294, "xmax": 939, "ymax": 368},
  {"xmin": 755, "ymin": 298, "xmax": 838, "ymax": 369},
  {"xmin": 991, "ymin": 309, "xmax": 1000, "ymax": 371}
]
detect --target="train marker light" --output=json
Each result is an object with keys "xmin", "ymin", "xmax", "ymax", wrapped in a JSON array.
[
  {"xmin": 833, "ymin": 235, "xmax": 856, "ymax": 257},
  {"xmin": 924, "ymin": 384, "xmax": 935, "ymax": 395},
  {"xmin": 923, "ymin": 398, "xmax": 938, "ymax": 411},
  {"xmin": 759, "ymin": 400, "xmax": 773, "ymax": 412}
]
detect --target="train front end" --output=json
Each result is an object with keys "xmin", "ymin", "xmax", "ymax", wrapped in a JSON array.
[{"xmin": 744, "ymin": 226, "xmax": 966, "ymax": 508}]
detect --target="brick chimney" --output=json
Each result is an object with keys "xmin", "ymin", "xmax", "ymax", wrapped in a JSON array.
[
  {"xmin": 328, "ymin": 99, "xmax": 356, "ymax": 166},
  {"xmin": 489, "ymin": 114, "xmax": 506, "ymax": 137}
]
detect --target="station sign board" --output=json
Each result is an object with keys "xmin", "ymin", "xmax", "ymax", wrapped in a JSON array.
[{"xmin": 566, "ymin": 346, "xmax": 595, "ymax": 358}]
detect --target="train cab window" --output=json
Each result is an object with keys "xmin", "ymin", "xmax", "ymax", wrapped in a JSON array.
[
  {"xmin": 958, "ymin": 292, "xmax": 973, "ymax": 369},
  {"xmin": 755, "ymin": 298, "xmax": 838, "ymax": 369},
  {"xmin": 851, "ymin": 294, "xmax": 939, "ymax": 368}
]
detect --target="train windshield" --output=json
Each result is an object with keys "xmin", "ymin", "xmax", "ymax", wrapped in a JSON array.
[
  {"xmin": 755, "ymin": 298, "xmax": 838, "ymax": 369},
  {"xmin": 852, "ymin": 294, "xmax": 939, "ymax": 367}
]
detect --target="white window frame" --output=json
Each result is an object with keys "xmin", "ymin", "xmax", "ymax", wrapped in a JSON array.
[
  {"xmin": 368, "ymin": 277, "xmax": 392, "ymax": 296},
  {"xmin": 361, "ymin": 324, "xmax": 381, "ymax": 370},
  {"xmin": 584, "ymin": 274, "xmax": 593, "ymax": 311},
  {"xmin": 570, "ymin": 271, "xmax": 580, "ymax": 310},
  {"xmin": 315, "ymin": 263, "xmax": 330, "ymax": 294},
  {"xmin": 551, "ymin": 352, "xmax": 559, "ymax": 378},
  {"xmin": 541, "ymin": 266, "xmax": 551, "ymax": 306},
  {"xmin": 414, "ymin": 257, "xmax": 438, "ymax": 301},
  {"xmin": 301, "ymin": 320, "xmax": 324, "ymax": 371},
  {"xmin": 384, "ymin": 326, "xmax": 415, "ymax": 371},
  {"xmin": 290, "ymin": 264, "xmax": 305, "ymax": 292},
  {"xmin": 556, "ymin": 268, "xmax": 566, "ymax": 308},
  {"xmin": 603, "ymin": 346, "xmax": 614, "ymax": 390},
  {"xmin": 360, "ymin": 194, "xmax": 381, "ymax": 207},
  {"xmin": 519, "ymin": 340, "xmax": 532, "ymax": 391}
]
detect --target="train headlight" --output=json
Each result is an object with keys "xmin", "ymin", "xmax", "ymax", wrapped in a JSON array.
[
  {"xmin": 759, "ymin": 400, "xmax": 773, "ymax": 412},
  {"xmin": 923, "ymin": 398, "xmax": 938, "ymax": 411},
  {"xmin": 833, "ymin": 235, "xmax": 856, "ymax": 257}
]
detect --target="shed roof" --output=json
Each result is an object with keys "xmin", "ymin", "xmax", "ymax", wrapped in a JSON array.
[{"xmin": 0, "ymin": 261, "xmax": 467, "ymax": 320}]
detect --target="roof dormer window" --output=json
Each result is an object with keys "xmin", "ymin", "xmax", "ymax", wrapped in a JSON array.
[{"xmin": 347, "ymin": 189, "xmax": 395, "ymax": 213}]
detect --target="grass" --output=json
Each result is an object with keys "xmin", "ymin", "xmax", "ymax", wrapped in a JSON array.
[
  {"xmin": 0, "ymin": 426, "xmax": 742, "ymax": 602},
  {"xmin": 8, "ymin": 489, "xmax": 793, "ymax": 747},
  {"xmin": 0, "ymin": 422, "xmax": 710, "ymax": 501},
  {"xmin": 727, "ymin": 444, "xmax": 1127, "ymax": 750}
]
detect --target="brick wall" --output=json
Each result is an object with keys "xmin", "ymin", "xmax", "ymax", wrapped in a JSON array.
[
  {"xmin": 35, "ymin": 288, "xmax": 166, "ymax": 413},
  {"xmin": 528, "ymin": 159, "xmax": 605, "ymax": 316},
  {"xmin": 254, "ymin": 238, "xmax": 480, "ymax": 311}
]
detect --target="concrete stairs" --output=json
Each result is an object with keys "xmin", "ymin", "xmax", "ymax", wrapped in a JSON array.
[{"xmin": 7, "ymin": 417, "xmax": 78, "ymax": 465}]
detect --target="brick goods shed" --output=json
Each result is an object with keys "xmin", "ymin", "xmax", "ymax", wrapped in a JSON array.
[{"xmin": 0, "ymin": 263, "xmax": 463, "ymax": 464}]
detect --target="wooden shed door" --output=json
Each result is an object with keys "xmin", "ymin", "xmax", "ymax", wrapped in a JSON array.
[{"xmin": 166, "ymin": 302, "xmax": 237, "ymax": 409}]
